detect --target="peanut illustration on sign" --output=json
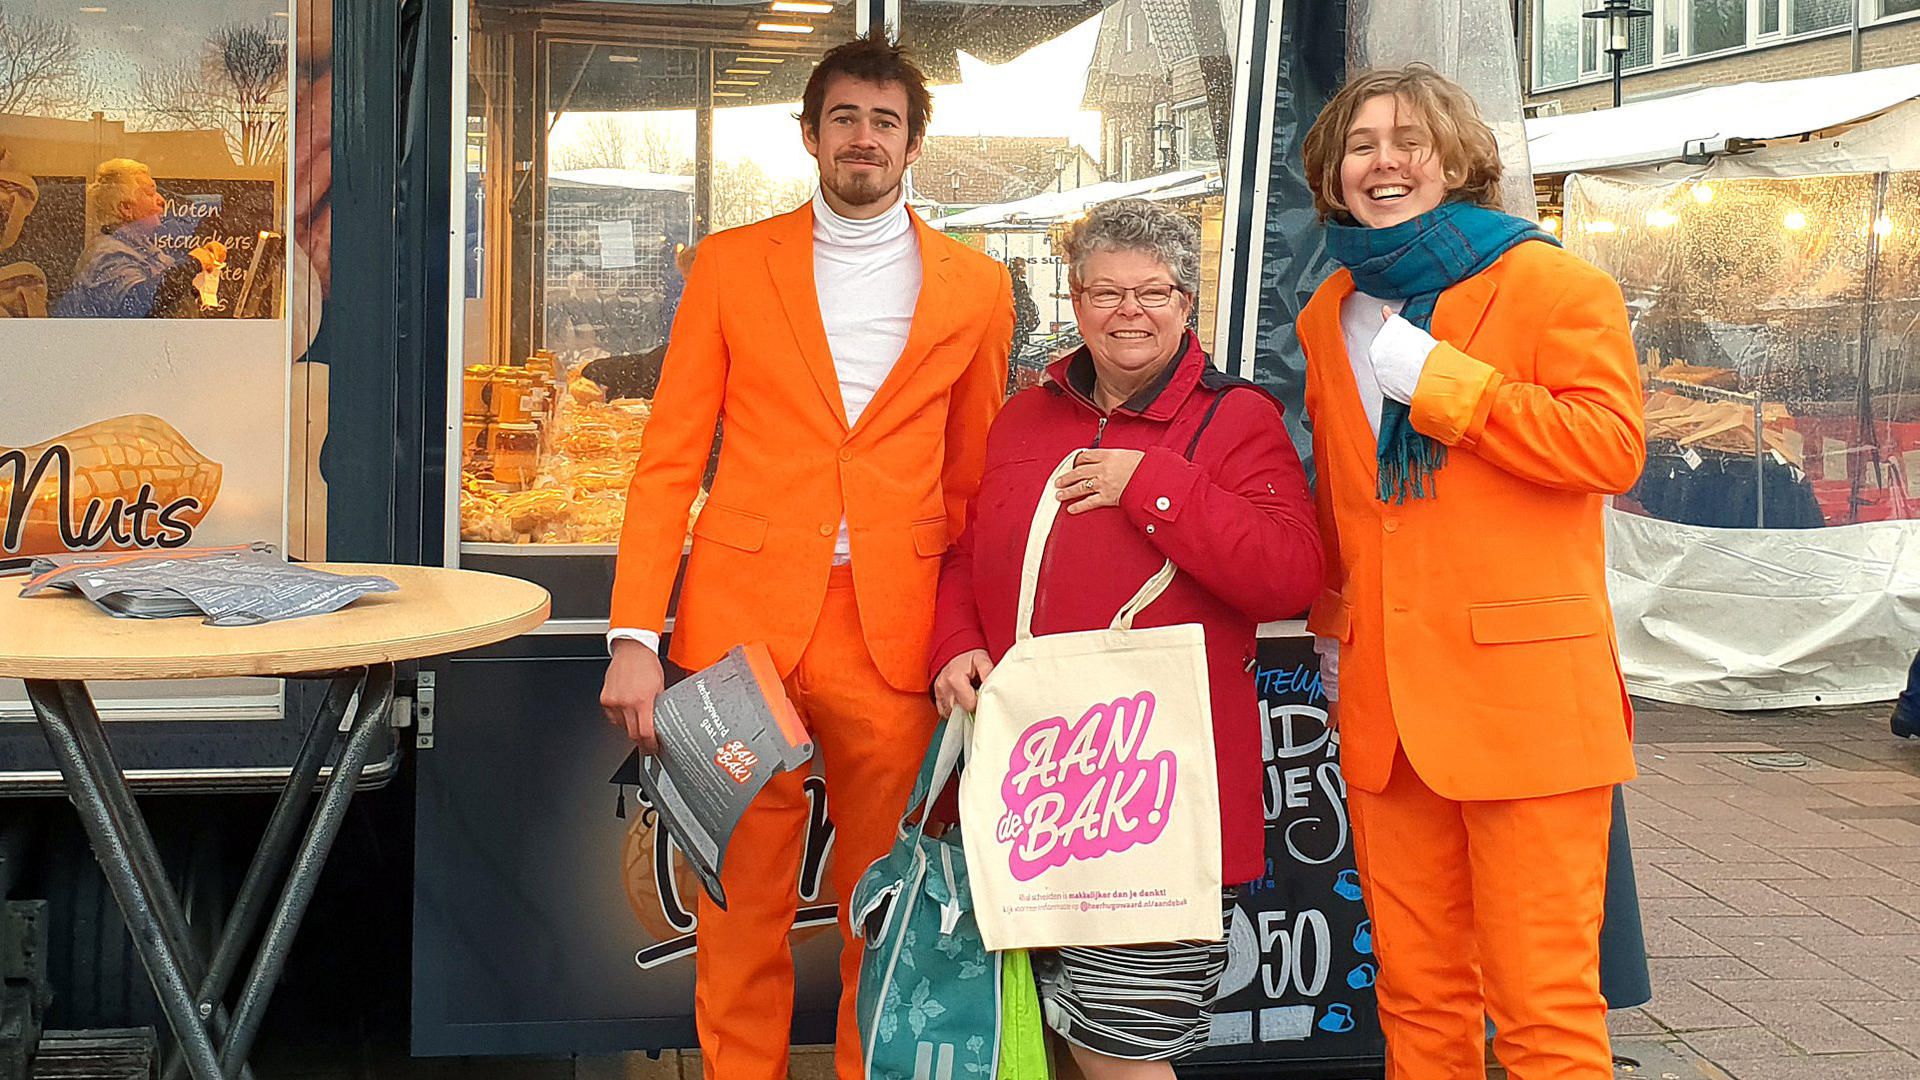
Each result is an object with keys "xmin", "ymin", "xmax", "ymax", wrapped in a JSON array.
[
  {"xmin": 2, "ymin": 414, "xmax": 221, "ymax": 557},
  {"xmin": 997, "ymin": 691, "xmax": 1177, "ymax": 881}
]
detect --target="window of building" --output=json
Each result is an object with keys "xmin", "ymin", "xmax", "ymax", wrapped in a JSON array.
[
  {"xmin": 1688, "ymin": 0, "xmax": 1746, "ymax": 55},
  {"xmin": 1534, "ymin": 0, "xmax": 1893, "ymax": 91},
  {"xmin": 1789, "ymin": 0, "xmax": 1851, "ymax": 34},
  {"xmin": 1175, "ymin": 99, "xmax": 1218, "ymax": 166},
  {"xmin": 1536, "ymin": 0, "xmax": 1585, "ymax": 87},
  {"xmin": 1623, "ymin": 7, "xmax": 1656, "ymax": 66},
  {"xmin": 1581, "ymin": 0, "xmax": 1602, "ymax": 69}
]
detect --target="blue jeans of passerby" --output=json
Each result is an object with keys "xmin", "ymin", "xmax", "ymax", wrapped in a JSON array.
[{"xmin": 1895, "ymin": 652, "xmax": 1920, "ymax": 737}]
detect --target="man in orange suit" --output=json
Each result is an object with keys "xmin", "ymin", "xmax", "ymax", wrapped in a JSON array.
[
  {"xmin": 599, "ymin": 37, "xmax": 1013, "ymax": 1080},
  {"xmin": 1297, "ymin": 67, "xmax": 1645, "ymax": 1079}
]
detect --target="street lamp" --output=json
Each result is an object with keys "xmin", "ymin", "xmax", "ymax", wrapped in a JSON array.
[
  {"xmin": 1584, "ymin": 0, "xmax": 1652, "ymax": 109},
  {"xmin": 1148, "ymin": 118, "xmax": 1180, "ymax": 172}
]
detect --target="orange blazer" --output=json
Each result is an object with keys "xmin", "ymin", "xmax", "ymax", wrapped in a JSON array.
[
  {"xmin": 1298, "ymin": 241, "xmax": 1644, "ymax": 800},
  {"xmin": 610, "ymin": 203, "xmax": 1013, "ymax": 692}
]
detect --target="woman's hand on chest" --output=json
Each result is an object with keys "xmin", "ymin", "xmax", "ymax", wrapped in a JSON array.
[{"xmin": 1055, "ymin": 448, "xmax": 1147, "ymax": 515}]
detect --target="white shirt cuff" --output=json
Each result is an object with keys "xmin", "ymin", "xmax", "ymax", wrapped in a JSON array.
[
  {"xmin": 1370, "ymin": 314, "xmax": 1439, "ymax": 405},
  {"xmin": 607, "ymin": 628, "xmax": 661, "ymax": 655},
  {"xmin": 1312, "ymin": 635, "xmax": 1340, "ymax": 703}
]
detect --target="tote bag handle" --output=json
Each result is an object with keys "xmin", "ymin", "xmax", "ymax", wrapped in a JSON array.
[
  {"xmin": 898, "ymin": 709, "xmax": 970, "ymax": 843},
  {"xmin": 1014, "ymin": 450, "xmax": 1176, "ymax": 644}
]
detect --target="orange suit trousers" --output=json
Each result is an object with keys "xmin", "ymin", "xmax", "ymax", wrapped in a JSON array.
[
  {"xmin": 693, "ymin": 565, "xmax": 936, "ymax": 1080},
  {"xmin": 1347, "ymin": 747, "xmax": 1614, "ymax": 1080}
]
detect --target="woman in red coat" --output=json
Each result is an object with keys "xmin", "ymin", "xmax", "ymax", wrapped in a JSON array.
[{"xmin": 929, "ymin": 198, "xmax": 1322, "ymax": 1080}]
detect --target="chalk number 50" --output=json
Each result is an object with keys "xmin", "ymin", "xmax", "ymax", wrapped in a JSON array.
[{"xmin": 1258, "ymin": 909, "xmax": 1331, "ymax": 998}]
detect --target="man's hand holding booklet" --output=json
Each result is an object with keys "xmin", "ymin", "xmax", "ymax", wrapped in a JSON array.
[{"xmin": 630, "ymin": 642, "xmax": 812, "ymax": 910}]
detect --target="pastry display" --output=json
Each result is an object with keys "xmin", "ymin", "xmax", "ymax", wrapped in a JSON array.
[{"xmin": 459, "ymin": 354, "xmax": 697, "ymax": 545}]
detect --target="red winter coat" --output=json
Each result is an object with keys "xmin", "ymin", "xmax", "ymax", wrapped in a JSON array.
[{"xmin": 930, "ymin": 332, "xmax": 1322, "ymax": 884}]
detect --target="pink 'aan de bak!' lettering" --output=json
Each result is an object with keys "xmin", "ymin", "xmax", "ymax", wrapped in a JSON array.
[{"xmin": 995, "ymin": 691, "xmax": 1177, "ymax": 882}]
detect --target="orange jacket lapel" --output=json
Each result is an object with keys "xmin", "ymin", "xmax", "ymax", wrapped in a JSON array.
[
  {"xmin": 1303, "ymin": 270, "xmax": 1382, "ymax": 473},
  {"xmin": 766, "ymin": 203, "xmax": 851, "ymax": 430}
]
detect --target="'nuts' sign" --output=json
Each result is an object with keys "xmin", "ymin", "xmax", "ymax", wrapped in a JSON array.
[{"xmin": 0, "ymin": 414, "xmax": 221, "ymax": 557}]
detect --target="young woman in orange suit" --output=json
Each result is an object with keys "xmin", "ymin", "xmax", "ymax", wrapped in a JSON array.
[{"xmin": 1296, "ymin": 65, "xmax": 1646, "ymax": 1080}]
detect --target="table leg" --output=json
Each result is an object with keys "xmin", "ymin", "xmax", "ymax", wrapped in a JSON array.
[
  {"xmin": 25, "ymin": 679, "xmax": 229, "ymax": 1080},
  {"xmin": 159, "ymin": 671, "xmax": 363, "ymax": 1080},
  {"xmin": 218, "ymin": 663, "xmax": 395, "ymax": 1076},
  {"xmin": 47, "ymin": 681, "xmax": 261, "ymax": 1080}
]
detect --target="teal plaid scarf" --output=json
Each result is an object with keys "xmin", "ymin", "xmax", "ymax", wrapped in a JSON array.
[{"xmin": 1325, "ymin": 201, "xmax": 1560, "ymax": 502}]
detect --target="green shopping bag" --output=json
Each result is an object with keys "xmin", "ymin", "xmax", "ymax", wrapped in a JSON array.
[
  {"xmin": 851, "ymin": 714, "xmax": 999, "ymax": 1079},
  {"xmin": 996, "ymin": 949, "xmax": 1052, "ymax": 1080}
]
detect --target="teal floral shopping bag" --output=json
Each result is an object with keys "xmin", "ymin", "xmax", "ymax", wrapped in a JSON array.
[{"xmin": 852, "ymin": 712, "xmax": 1027, "ymax": 1080}]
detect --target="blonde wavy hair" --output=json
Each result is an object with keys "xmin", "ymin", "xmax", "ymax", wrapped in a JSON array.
[
  {"xmin": 86, "ymin": 158, "xmax": 155, "ymax": 234},
  {"xmin": 1301, "ymin": 64, "xmax": 1503, "ymax": 223}
]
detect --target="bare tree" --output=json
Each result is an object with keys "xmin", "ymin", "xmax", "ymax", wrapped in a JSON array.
[
  {"xmin": 709, "ymin": 158, "xmax": 812, "ymax": 231},
  {"xmin": 129, "ymin": 22, "xmax": 288, "ymax": 166},
  {"xmin": 550, "ymin": 114, "xmax": 690, "ymax": 174},
  {"xmin": 632, "ymin": 117, "xmax": 688, "ymax": 174},
  {"xmin": 0, "ymin": 5, "xmax": 89, "ymax": 117}
]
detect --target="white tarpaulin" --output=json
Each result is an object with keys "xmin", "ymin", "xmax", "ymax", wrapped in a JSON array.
[
  {"xmin": 1607, "ymin": 509, "xmax": 1920, "ymax": 710},
  {"xmin": 927, "ymin": 169, "xmax": 1214, "ymax": 230},
  {"xmin": 1528, "ymin": 63, "xmax": 1920, "ymax": 176}
]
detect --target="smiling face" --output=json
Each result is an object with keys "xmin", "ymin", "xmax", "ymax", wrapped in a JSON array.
[
  {"xmin": 1071, "ymin": 247, "xmax": 1192, "ymax": 396},
  {"xmin": 802, "ymin": 74, "xmax": 921, "ymax": 219},
  {"xmin": 1339, "ymin": 93, "xmax": 1451, "ymax": 229}
]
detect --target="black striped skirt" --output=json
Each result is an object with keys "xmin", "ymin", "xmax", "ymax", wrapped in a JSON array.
[{"xmin": 1028, "ymin": 897, "xmax": 1233, "ymax": 1061}]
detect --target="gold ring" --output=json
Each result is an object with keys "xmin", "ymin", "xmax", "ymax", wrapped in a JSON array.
[{"xmin": 1083, "ymin": 479, "xmax": 1095, "ymax": 492}]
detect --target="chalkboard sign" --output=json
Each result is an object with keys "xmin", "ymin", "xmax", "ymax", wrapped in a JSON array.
[{"xmin": 1185, "ymin": 633, "xmax": 1387, "ymax": 1074}]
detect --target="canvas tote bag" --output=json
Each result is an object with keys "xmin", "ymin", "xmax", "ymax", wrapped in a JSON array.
[{"xmin": 960, "ymin": 450, "xmax": 1222, "ymax": 952}]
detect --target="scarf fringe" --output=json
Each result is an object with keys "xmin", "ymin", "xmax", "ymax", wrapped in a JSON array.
[{"xmin": 1375, "ymin": 402, "xmax": 1447, "ymax": 503}]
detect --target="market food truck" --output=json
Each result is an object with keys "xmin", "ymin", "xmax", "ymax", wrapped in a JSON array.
[{"xmin": 0, "ymin": 0, "xmax": 1538, "ymax": 1073}]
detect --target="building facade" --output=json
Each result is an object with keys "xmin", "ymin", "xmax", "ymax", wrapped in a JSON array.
[{"xmin": 1517, "ymin": 0, "xmax": 1920, "ymax": 113}]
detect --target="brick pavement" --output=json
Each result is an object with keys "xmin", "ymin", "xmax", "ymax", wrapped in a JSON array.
[{"xmin": 1608, "ymin": 697, "xmax": 1920, "ymax": 1080}]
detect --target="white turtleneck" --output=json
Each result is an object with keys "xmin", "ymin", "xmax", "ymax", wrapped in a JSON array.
[
  {"xmin": 605, "ymin": 189, "xmax": 924, "ymax": 657},
  {"xmin": 813, "ymin": 187, "xmax": 923, "ymax": 561}
]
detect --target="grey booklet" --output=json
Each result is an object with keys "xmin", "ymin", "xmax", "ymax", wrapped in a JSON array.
[
  {"xmin": 19, "ymin": 544, "xmax": 397, "ymax": 625},
  {"xmin": 633, "ymin": 642, "xmax": 814, "ymax": 909}
]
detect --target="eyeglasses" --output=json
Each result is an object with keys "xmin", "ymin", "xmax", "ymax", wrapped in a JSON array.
[{"xmin": 1075, "ymin": 283, "xmax": 1186, "ymax": 309}]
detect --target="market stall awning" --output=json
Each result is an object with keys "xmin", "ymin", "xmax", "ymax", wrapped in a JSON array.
[
  {"xmin": 1527, "ymin": 63, "xmax": 1920, "ymax": 175},
  {"xmin": 927, "ymin": 168, "xmax": 1216, "ymax": 229},
  {"xmin": 549, "ymin": 168, "xmax": 694, "ymax": 193}
]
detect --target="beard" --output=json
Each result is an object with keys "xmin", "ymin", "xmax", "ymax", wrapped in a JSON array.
[{"xmin": 824, "ymin": 159, "xmax": 898, "ymax": 210}]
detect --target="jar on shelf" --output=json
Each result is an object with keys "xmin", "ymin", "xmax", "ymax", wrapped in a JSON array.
[
  {"xmin": 462, "ymin": 365, "xmax": 498, "ymax": 418},
  {"xmin": 492, "ymin": 422, "xmax": 541, "ymax": 486},
  {"xmin": 461, "ymin": 414, "xmax": 491, "ymax": 462},
  {"xmin": 494, "ymin": 371, "xmax": 535, "ymax": 425}
]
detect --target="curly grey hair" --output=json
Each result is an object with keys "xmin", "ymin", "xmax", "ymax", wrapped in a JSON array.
[{"xmin": 1061, "ymin": 198, "xmax": 1202, "ymax": 296}]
